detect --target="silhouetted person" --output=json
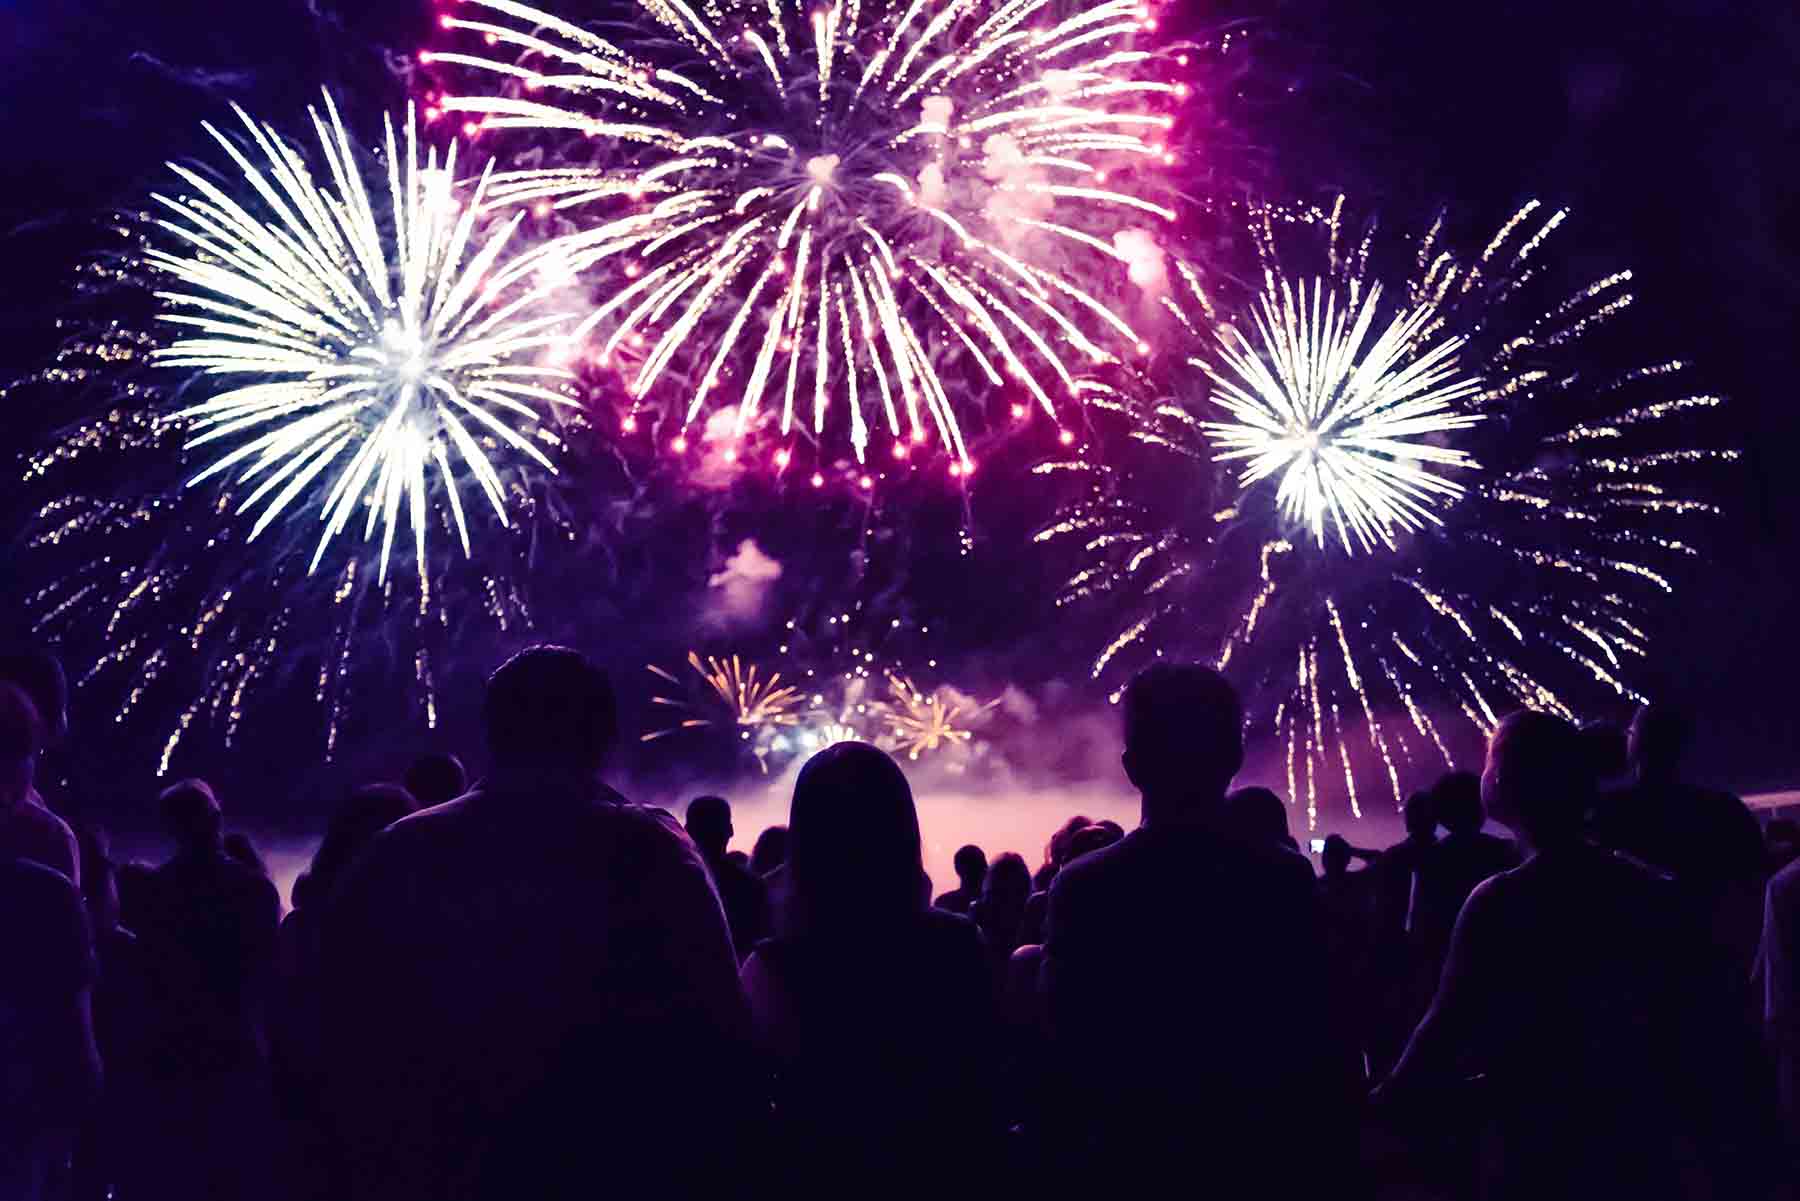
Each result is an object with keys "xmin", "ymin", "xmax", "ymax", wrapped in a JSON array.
[
  {"xmin": 934, "ymin": 843, "xmax": 988, "ymax": 914},
  {"xmin": 686, "ymin": 794, "xmax": 769, "ymax": 959},
  {"xmin": 0, "ymin": 675, "xmax": 78, "ymax": 886},
  {"xmin": 1594, "ymin": 704, "xmax": 1767, "ymax": 1000},
  {"xmin": 1761, "ymin": 856, "xmax": 1800, "ymax": 1180},
  {"xmin": 222, "ymin": 830, "xmax": 270, "ymax": 878},
  {"xmin": 1032, "ymin": 815, "xmax": 1093, "ymax": 892},
  {"xmin": 0, "ymin": 683, "xmax": 101, "ymax": 1201},
  {"xmin": 1376, "ymin": 710, "xmax": 1723, "ymax": 1199},
  {"xmin": 1040, "ymin": 664, "xmax": 1355, "ymax": 1185},
  {"xmin": 403, "ymin": 751, "xmax": 468, "ymax": 808},
  {"xmin": 70, "ymin": 823, "xmax": 150, "ymax": 1201},
  {"xmin": 1226, "ymin": 785, "xmax": 1300, "ymax": 852},
  {"xmin": 1410, "ymin": 771, "xmax": 1520, "ymax": 971},
  {"xmin": 132, "ymin": 776, "xmax": 281, "ymax": 1198},
  {"xmin": 740, "ymin": 742, "xmax": 997, "ymax": 1178},
  {"xmin": 972, "ymin": 850, "xmax": 1033, "ymax": 963},
  {"xmin": 749, "ymin": 824, "xmax": 788, "ymax": 876},
  {"xmin": 1367, "ymin": 791, "xmax": 1441, "ymax": 1077},
  {"xmin": 321, "ymin": 647, "xmax": 751, "ymax": 1200}
]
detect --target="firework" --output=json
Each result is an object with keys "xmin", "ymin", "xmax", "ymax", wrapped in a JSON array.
[
  {"xmin": 429, "ymin": 0, "xmax": 1185, "ymax": 466},
  {"xmin": 1039, "ymin": 199, "xmax": 1735, "ymax": 826},
  {"xmin": 151, "ymin": 93, "xmax": 582, "ymax": 589},
  {"xmin": 644, "ymin": 651, "xmax": 807, "ymax": 768},
  {"xmin": 870, "ymin": 670, "xmax": 996, "ymax": 760},
  {"xmin": 15, "ymin": 95, "xmax": 598, "ymax": 770}
]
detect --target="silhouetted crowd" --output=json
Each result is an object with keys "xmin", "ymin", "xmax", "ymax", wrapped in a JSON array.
[{"xmin": 3, "ymin": 644, "xmax": 1798, "ymax": 1199}]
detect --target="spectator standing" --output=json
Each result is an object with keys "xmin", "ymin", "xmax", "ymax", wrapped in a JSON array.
[
  {"xmin": 934, "ymin": 843, "xmax": 988, "ymax": 914},
  {"xmin": 321, "ymin": 647, "xmax": 752, "ymax": 1200},
  {"xmin": 686, "ymin": 794, "xmax": 770, "ymax": 958}
]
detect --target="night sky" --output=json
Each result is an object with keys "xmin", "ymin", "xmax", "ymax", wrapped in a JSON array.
[{"xmin": 3, "ymin": 0, "xmax": 1796, "ymax": 814}]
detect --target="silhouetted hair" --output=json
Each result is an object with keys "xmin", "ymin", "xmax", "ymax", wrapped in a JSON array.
[
  {"xmin": 1489, "ymin": 710, "xmax": 1591, "ymax": 842},
  {"xmin": 1067, "ymin": 821, "xmax": 1124, "ymax": 861},
  {"xmin": 986, "ymin": 853, "xmax": 1029, "ymax": 911},
  {"xmin": 953, "ymin": 844, "xmax": 988, "ymax": 887},
  {"xmin": 404, "ymin": 752, "xmax": 468, "ymax": 808},
  {"xmin": 1431, "ymin": 771, "xmax": 1485, "ymax": 836},
  {"xmin": 0, "ymin": 648, "xmax": 67, "ymax": 740},
  {"xmin": 788, "ymin": 742, "xmax": 923, "ymax": 930},
  {"xmin": 749, "ymin": 825, "xmax": 788, "ymax": 875},
  {"xmin": 293, "ymin": 782, "xmax": 418, "ymax": 910},
  {"xmin": 160, "ymin": 777, "xmax": 222, "ymax": 849},
  {"xmin": 0, "ymin": 682, "xmax": 42, "ymax": 767},
  {"xmin": 483, "ymin": 645, "xmax": 618, "ymax": 770},
  {"xmin": 686, "ymin": 795, "xmax": 733, "ymax": 855},
  {"xmin": 1039, "ymin": 815, "xmax": 1093, "ymax": 882},
  {"xmin": 1402, "ymin": 790, "xmax": 1437, "ymax": 838},
  {"xmin": 1122, "ymin": 663, "xmax": 1244, "ymax": 793},
  {"xmin": 1226, "ymin": 786, "xmax": 1290, "ymax": 847}
]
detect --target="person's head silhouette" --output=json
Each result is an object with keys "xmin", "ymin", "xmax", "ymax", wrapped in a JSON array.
[
  {"xmin": 159, "ymin": 778, "xmax": 223, "ymax": 855},
  {"xmin": 1120, "ymin": 664, "xmax": 1244, "ymax": 822},
  {"xmin": 952, "ymin": 844, "xmax": 988, "ymax": 891},
  {"xmin": 788, "ymin": 741, "xmax": 923, "ymax": 930},
  {"xmin": 0, "ymin": 683, "xmax": 43, "ymax": 808},
  {"xmin": 0, "ymin": 648, "xmax": 68, "ymax": 747},
  {"xmin": 685, "ymin": 795, "xmax": 734, "ymax": 860},
  {"xmin": 404, "ymin": 752, "xmax": 468, "ymax": 808},
  {"xmin": 1401, "ymin": 790, "xmax": 1438, "ymax": 841},
  {"xmin": 1321, "ymin": 834, "xmax": 1352, "ymax": 880},
  {"xmin": 483, "ymin": 646, "xmax": 618, "ymax": 777},
  {"xmin": 1483, "ymin": 710, "xmax": 1591, "ymax": 849},
  {"xmin": 1227, "ymin": 786, "xmax": 1292, "ymax": 848},
  {"xmin": 749, "ymin": 824, "xmax": 788, "ymax": 875},
  {"xmin": 1628, "ymin": 703, "xmax": 1693, "ymax": 784},
  {"xmin": 1431, "ymin": 771, "xmax": 1485, "ymax": 837},
  {"xmin": 1578, "ymin": 720, "xmax": 1629, "ymax": 785}
]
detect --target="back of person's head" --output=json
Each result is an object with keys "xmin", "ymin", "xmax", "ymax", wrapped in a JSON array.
[
  {"xmin": 1321, "ymin": 834, "xmax": 1352, "ymax": 877},
  {"xmin": 953, "ymin": 843, "xmax": 988, "ymax": 889},
  {"xmin": 159, "ymin": 777, "xmax": 222, "ymax": 851},
  {"xmin": 1121, "ymin": 663, "xmax": 1244, "ymax": 806},
  {"xmin": 1041, "ymin": 815, "xmax": 1093, "ymax": 875},
  {"xmin": 1628, "ymin": 703, "xmax": 1694, "ymax": 781},
  {"xmin": 982, "ymin": 851, "xmax": 1033, "ymax": 908},
  {"xmin": 788, "ymin": 742, "xmax": 923, "ymax": 929},
  {"xmin": 294, "ymin": 782, "xmax": 418, "ymax": 910},
  {"xmin": 1066, "ymin": 821, "xmax": 1124, "ymax": 861},
  {"xmin": 749, "ymin": 824, "xmax": 788, "ymax": 876},
  {"xmin": 1226, "ymin": 786, "xmax": 1291, "ymax": 847},
  {"xmin": 1431, "ymin": 771, "xmax": 1485, "ymax": 836},
  {"xmin": 483, "ymin": 645, "xmax": 617, "ymax": 773},
  {"xmin": 0, "ymin": 648, "xmax": 68, "ymax": 745},
  {"xmin": 685, "ymin": 794, "xmax": 733, "ymax": 857},
  {"xmin": 0, "ymin": 683, "xmax": 43, "ymax": 798},
  {"xmin": 1401, "ymin": 790, "xmax": 1438, "ymax": 839},
  {"xmin": 403, "ymin": 751, "xmax": 468, "ymax": 808},
  {"xmin": 1484, "ymin": 710, "xmax": 1591, "ymax": 845}
]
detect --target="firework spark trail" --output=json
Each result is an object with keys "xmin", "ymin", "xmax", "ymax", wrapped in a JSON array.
[
  {"xmin": 150, "ymin": 93, "xmax": 582, "ymax": 590},
  {"xmin": 645, "ymin": 651, "xmax": 809, "ymax": 769},
  {"xmin": 430, "ymin": 0, "xmax": 1185, "ymax": 465},
  {"xmin": 1040, "ymin": 200, "xmax": 1736, "ymax": 824}
]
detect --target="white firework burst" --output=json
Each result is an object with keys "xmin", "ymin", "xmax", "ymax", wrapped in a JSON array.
[
  {"xmin": 150, "ymin": 92, "xmax": 582, "ymax": 589},
  {"xmin": 1200, "ymin": 277, "xmax": 1484, "ymax": 554},
  {"xmin": 430, "ymin": 0, "xmax": 1184, "ymax": 465}
]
